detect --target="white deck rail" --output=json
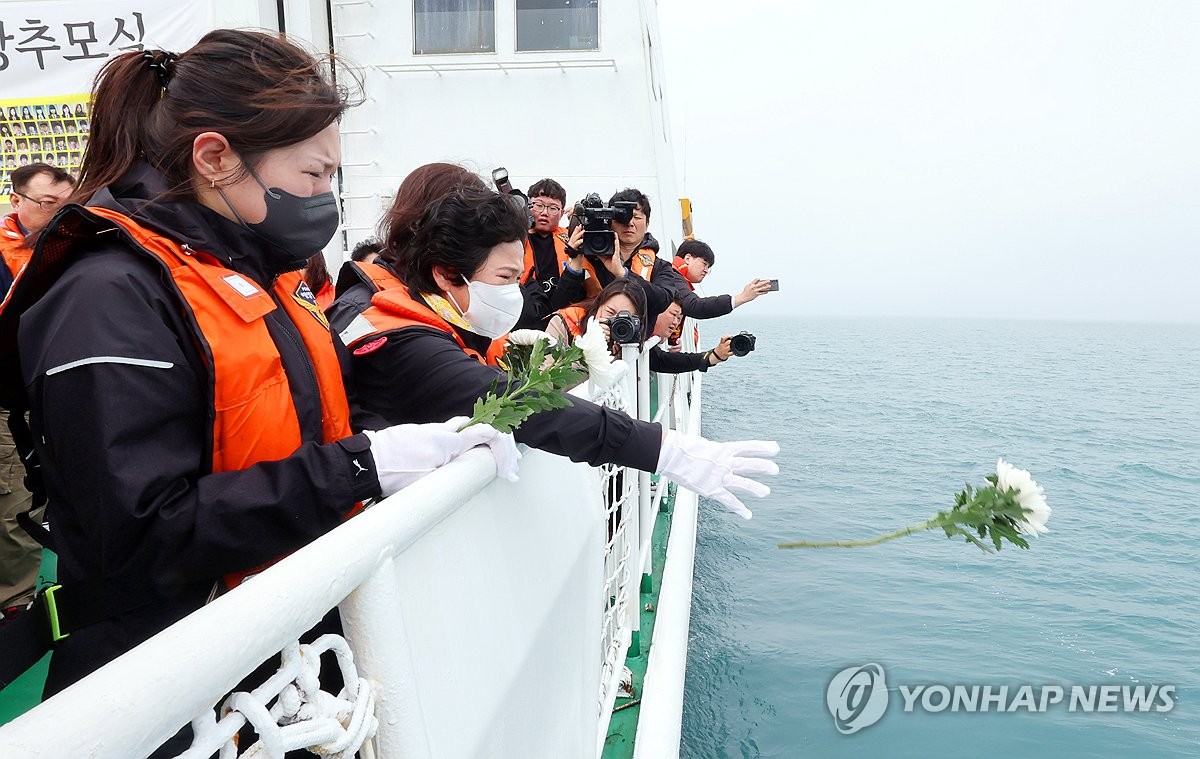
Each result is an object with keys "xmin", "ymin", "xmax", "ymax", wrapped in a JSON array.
[{"xmin": 0, "ymin": 332, "xmax": 701, "ymax": 759}]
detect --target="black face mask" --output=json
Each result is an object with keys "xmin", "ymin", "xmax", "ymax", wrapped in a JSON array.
[{"xmin": 218, "ymin": 166, "xmax": 340, "ymax": 263}]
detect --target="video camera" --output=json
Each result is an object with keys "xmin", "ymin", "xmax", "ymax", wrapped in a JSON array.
[
  {"xmin": 570, "ymin": 193, "xmax": 637, "ymax": 259},
  {"xmin": 605, "ymin": 310, "xmax": 643, "ymax": 344},
  {"xmin": 492, "ymin": 167, "xmax": 532, "ymax": 227},
  {"xmin": 729, "ymin": 331, "xmax": 756, "ymax": 357}
]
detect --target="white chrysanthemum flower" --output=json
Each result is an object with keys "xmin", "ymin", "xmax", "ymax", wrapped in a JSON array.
[
  {"xmin": 577, "ymin": 318, "xmax": 626, "ymax": 389},
  {"xmin": 590, "ymin": 358, "xmax": 629, "ymax": 391},
  {"xmin": 996, "ymin": 458, "xmax": 1051, "ymax": 535},
  {"xmin": 507, "ymin": 329, "xmax": 557, "ymax": 347}
]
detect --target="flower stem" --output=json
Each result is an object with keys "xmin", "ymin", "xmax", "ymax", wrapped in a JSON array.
[{"xmin": 777, "ymin": 517, "xmax": 941, "ymax": 549}]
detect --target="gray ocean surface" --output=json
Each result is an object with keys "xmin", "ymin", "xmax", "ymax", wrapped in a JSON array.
[{"xmin": 679, "ymin": 316, "xmax": 1200, "ymax": 758}]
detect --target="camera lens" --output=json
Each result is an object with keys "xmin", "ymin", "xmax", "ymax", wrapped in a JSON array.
[
  {"xmin": 607, "ymin": 311, "xmax": 642, "ymax": 344},
  {"xmin": 729, "ymin": 332, "xmax": 755, "ymax": 357}
]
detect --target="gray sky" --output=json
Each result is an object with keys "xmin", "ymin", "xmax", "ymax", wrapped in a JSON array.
[{"xmin": 656, "ymin": 0, "xmax": 1200, "ymax": 322}]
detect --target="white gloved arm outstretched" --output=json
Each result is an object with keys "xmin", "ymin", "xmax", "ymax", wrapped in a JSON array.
[
  {"xmin": 364, "ymin": 416, "xmax": 521, "ymax": 497},
  {"xmin": 655, "ymin": 430, "xmax": 779, "ymax": 519}
]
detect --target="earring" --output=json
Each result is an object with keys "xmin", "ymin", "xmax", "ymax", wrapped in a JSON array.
[{"xmin": 210, "ymin": 178, "xmax": 216, "ymax": 188}]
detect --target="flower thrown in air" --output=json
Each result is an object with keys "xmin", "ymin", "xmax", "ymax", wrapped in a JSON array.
[
  {"xmin": 779, "ymin": 460, "xmax": 1052, "ymax": 553},
  {"xmin": 996, "ymin": 457, "xmax": 1050, "ymax": 535}
]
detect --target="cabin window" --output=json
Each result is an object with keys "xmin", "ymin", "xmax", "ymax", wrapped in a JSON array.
[
  {"xmin": 515, "ymin": 0, "xmax": 599, "ymax": 51},
  {"xmin": 414, "ymin": 0, "xmax": 496, "ymax": 54}
]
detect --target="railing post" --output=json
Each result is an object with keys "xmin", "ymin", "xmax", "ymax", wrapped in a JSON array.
[
  {"xmin": 636, "ymin": 345, "xmax": 654, "ymax": 590},
  {"xmin": 618, "ymin": 344, "xmax": 643, "ymax": 655}
]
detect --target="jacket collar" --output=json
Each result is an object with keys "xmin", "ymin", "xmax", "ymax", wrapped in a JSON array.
[
  {"xmin": 88, "ymin": 162, "xmax": 306, "ymax": 287},
  {"xmin": 621, "ymin": 231, "xmax": 660, "ymax": 264}
]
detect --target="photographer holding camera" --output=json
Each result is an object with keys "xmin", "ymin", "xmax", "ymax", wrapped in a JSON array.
[
  {"xmin": 569, "ymin": 189, "xmax": 678, "ymax": 326},
  {"xmin": 647, "ymin": 299, "xmax": 756, "ymax": 374},
  {"xmin": 601, "ymin": 189, "xmax": 758, "ymax": 323},
  {"xmin": 513, "ymin": 178, "xmax": 602, "ymax": 330},
  {"xmin": 545, "ymin": 278, "xmax": 647, "ymax": 352}
]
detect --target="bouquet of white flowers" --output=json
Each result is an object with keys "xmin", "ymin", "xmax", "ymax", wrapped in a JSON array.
[{"xmin": 779, "ymin": 459, "xmax": 1051, "ymax": 553}]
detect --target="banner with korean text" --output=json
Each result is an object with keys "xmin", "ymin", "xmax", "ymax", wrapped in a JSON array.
[{"xmin": 0, "ymin": 1, "xmax": 210, "ymax": 194}]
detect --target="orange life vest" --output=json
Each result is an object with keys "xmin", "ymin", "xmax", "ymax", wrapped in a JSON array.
[
  {"xmin": 346, "ymin": 260, "xmax": 404, "ymax": 295},
  {"xmin": 341, "ymin": 283, "xmax": 506, "ymax": 367},
  {"xmin": 669, "ymin": 255, "xmax": 700, "ymax": 347},
  {"xmin": 628, "ymin": 247, "xmax": 658, "ymax": 281},
  {"xmin": 523, "ymin": 228, "xmax": 603, "ymax": 299},
  {"xmin": 1, "ymin": 214, "xmax": 31, "ymax": 281},
  {"xmin": 315, "ymin": 279, "xmax": 335, "ymax": 310},
  {"xmin": 550, "ymin": 305, "xmax": 587, "ymax": 341},
  {"xmin": 671, "ymin": 255, "xmax": 696, "ymax": 292},
  {"xmin": 27, "ymin": 206, "xmax": 357, "ymax": 587}
]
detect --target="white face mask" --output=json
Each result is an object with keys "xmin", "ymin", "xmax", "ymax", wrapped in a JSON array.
[{"xmin": 451, "ymin": 279, "xmax": 524, "ymax": 339}]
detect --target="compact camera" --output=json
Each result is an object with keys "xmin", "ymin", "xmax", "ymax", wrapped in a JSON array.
[
  {"xmin": 571, "ymin": 193, "xmax": 637, "ymax": 259},
  {"xmin": 729, "ymin": 331, "xmax": 756, "ymax": 357},
  {"xmin": 605, "ymin": 310, "xmax": 643, "ymax": 344}
]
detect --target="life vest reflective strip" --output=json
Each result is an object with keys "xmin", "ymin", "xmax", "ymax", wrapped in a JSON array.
[
  {"xmin": 0, "ymin": 215, "xmax": 30, "ymax": 281},
  {"xmin": 522, "ymin": 229, "xmax": 603, "ymax": 299},
  {"xmin": 551, "ymin": 305, "xmax": 587, "ymax": 341},
  {"xmin": 344, "ymin": 285, "xmax": 504, "ymax": 367},
  {"xmin": 81, "ymin": 207, "xmax": 357, "ymax": 587}
]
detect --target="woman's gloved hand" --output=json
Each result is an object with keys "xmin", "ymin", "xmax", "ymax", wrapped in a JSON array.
[
  {"xmin": 363, "ymin": 416, "xmax": 521, "ymax": 497},
  {"xmin": 655, "ymin": 430, "xmax": 779, "ymax": 519}
]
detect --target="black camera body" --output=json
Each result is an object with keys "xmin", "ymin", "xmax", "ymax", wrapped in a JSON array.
[
  {"xmin": 492, "ymin": 167, "xmax": 532, "ymax": 227},
  {"xmin": 572, "ymin": 193, "xmax": 637, "ymax": 259},
  {"xmin": 605, "ymin": 310, "xmax": 643, "ymax": 344},
  {"xmin": 729, "ymin": 331, "xmax": 756, "ymax": 357}
]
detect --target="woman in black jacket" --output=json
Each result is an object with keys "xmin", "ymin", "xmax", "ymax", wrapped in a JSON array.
[
  {"xmin": 336, "ymin": 187, "xmax": 780, "ymax": 520},
  {"xmin": 6, "ymin": 30, "xmax": 514, "ymax": 702}
]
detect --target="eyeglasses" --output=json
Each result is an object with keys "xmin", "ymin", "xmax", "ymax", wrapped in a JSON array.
[
  {"xmin": 16, "ymin": 192, "xmax": 69, "ymax": 211},
  {"xmin": 530, "ymin": 202, "xmax": 562, "ymax": 214}
]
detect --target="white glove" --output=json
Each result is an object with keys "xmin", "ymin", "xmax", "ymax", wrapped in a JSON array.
[
  {"xmin": 655, "ymin": 430, "xmax": 779, "ymax": 519},
  {"xmin": 363, "ymin": 416, "xmax": 521, "ymax": 497}
]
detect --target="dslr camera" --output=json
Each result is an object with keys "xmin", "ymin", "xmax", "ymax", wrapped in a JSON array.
[
  {"xmin": 571, "ymin": 193, "xmax": 637, "ymax": 259},
  {"xmin": 492, "ymin": 167, "xmax": 532, "ymax": 227},
  {"xmin": 605, "ymin": 310, "xmax": 643, "ymax": 344},
  {"xmin": 729, "ymin": 331, "xmax": 756, "ymax": 357}
]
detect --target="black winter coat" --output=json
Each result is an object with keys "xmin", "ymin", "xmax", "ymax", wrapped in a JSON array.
[
  {"xmin": 338, "ymin": 306, "xmax": 663, "ymax": 472},
  {"xmin": 16, "ymin": 164, "xmax": 379, "ymax": 696}
]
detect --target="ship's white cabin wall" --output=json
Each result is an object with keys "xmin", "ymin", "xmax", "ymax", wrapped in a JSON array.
[
  {"xmin": 210, "ymin": 0, "xmax": 331, "ymax": 48},
  {"xmin": 328, "ymin": 0, "xmax": 683, "ymax": 256}
]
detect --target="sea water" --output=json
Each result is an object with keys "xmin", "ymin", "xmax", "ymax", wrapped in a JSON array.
[{"xmin": 680, "ymin": 316, "xmax": 1200, "ymax": 758}]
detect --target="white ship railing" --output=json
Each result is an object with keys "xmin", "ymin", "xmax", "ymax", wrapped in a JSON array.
[{"xmin": 0, "ymin": 325, "xmax": 702, "ymax": 759}]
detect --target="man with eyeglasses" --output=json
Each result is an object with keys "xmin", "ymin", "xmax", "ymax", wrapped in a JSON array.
[
  {"xmin": 1, "ymin": 163, "xmax": 73, "ymax": 627},
  {"xmin": 3, "ymin": 162, "xmax": 76, "ymax": 288},
  {"xmin": 514, "ymin": 178, "xmax": 601, "ymax": 329}
]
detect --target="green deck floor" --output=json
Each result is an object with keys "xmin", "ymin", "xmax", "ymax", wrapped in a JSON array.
[
  {"xmin": 601, "ymin": 482, "xmax": 675, "ymax": 759},
  {"xmin": 0, "ymin": 549, "xmax": 57, "ymax": 727}
]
